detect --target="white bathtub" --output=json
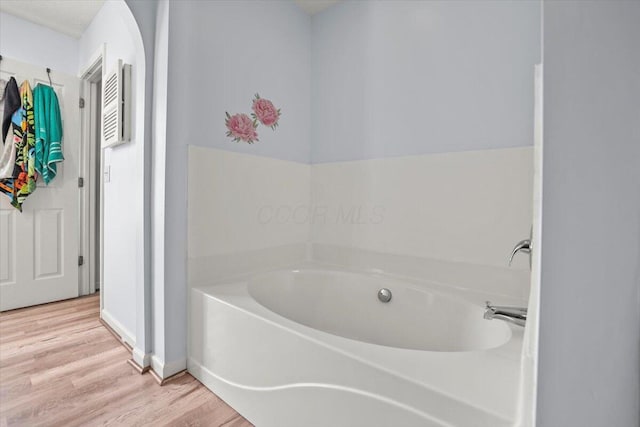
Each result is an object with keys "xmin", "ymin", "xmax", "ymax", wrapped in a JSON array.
[{"xmin": 189, "ymin": 267, "xmax": 524, "ymax": 427}]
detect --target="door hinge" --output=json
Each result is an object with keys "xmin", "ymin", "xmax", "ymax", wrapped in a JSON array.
[
  {"xmin": 78, "ymin": 177, "xmax": 84, "ymax": 188},
  {"xmin": 79, "ymin": 97, "xmax": 85, "ymax": 108},
  {"xmin": 78, "ymin": 256, "xmax": 84, "ymax": 266}
]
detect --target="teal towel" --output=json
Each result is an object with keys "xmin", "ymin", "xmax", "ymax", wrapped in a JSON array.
[{"xmin": 33, "ymin": 84, "xmax": 63, "ymax": 185}]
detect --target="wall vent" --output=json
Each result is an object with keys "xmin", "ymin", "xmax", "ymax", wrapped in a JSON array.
[{"xmin": 102, "ymin": 59, "xmax": 131, "ymax": 148}]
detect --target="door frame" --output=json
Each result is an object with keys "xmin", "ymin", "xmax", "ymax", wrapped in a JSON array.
[{"xmin": 79, "ymin": 45, "xmax": 105, "ymax": 313}]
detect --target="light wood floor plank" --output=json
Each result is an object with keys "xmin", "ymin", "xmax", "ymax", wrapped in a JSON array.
[
  {"xmin": 0, "ymin": 297, "xmax": 97, "ymax": 326},
  {"xmin": 0, "ymin": 294, "xmax": 252, "ymax": 427}
]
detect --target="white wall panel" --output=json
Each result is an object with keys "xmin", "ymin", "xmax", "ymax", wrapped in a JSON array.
[{"xmin": 311, "ymin": 147, "xmax": 533, "ymax": 269}]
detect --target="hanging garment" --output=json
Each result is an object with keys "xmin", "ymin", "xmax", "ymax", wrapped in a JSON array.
[
  {"xmin": 2, "ymin": 77, "xmax": 20, "ymax": 144},
  {"xmin": 0, "ymin": 79, "xmax": 24, "ymax": 207},
  {"xmin": 13, "ymin": 81, "xmax": 37, "ymax": 207},
  {"xmin": 0, "ymin": 78, "xmax": 20, "ymax": 178},
  {"xmin": 0, "ymin": 81, "xmax": 37, "ymax": 211},
  {"xmin": 0, "ymin": 108, "xmax": 18, "ymax": 179},
  {"xmin": 0, "ymin": 110, "xmax": 21, "ymax": 202},
  {"xmin": 0, "ymin": 88, "xmax": 24, "ymax": 209},
  {"xmin": 33, "ymin": 84, "xmax": 63, "ymax": 185}
]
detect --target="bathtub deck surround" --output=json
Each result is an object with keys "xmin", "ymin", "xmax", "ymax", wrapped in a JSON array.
[
  {"xmin": 189, "ymin": 267, "xmax": 524, "ymax": 427},
  {"xmin": 310, "ymin": 147, "xmax": 534, "ymax": 271},
  {"xmin": 188, "ymin": 146, "xmax": 533, "ymax": 292},
  {"xmin": 187, "ymin": 147, "xmax": 310, "ymax": 285}
]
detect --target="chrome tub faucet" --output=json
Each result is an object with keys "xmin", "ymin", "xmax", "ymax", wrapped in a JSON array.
[
  {"xmin": 482, "ymin": 234, "xmax": 532, "ymax": 327},
  {"xmin": 484, "ymin": 302, "xmax": 527, "ymax": 327}
]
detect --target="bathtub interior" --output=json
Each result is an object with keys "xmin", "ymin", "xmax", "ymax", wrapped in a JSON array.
[{"xmin": 247, "ymin": 268, "xmax": 512, "ymax": 352}]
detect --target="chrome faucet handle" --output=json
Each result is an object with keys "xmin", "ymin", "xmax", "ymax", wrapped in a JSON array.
[{"xmin": 508, "ymin": 239, "xmax": 531, "ymax": 266}]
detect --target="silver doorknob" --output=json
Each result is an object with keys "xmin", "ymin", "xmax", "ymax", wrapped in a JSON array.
[{"xmin": 509, "ymin": 239, "xmax": 531, "ymax": 266}]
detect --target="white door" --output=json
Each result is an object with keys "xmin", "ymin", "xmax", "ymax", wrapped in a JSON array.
[{"xmin": 0, "ymin": 57, "xmax": 81, "ymax": 311}]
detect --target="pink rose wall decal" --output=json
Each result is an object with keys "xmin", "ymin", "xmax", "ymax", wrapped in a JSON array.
[
  {"xmin": 225, "ymin": 112, "xmax": 259, "ymax": 144},
  {"xmin": 251, "ymin": 94, "xmax": 281, "ymax": 130},
  {"xmin": 225, "ymin": 94, "xmax": 281, "ymax": 144}
]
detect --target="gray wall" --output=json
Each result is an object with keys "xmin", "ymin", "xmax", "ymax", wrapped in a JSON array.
[
  {"xmin": 124, "ymin": 0, "xmax": 156, "ymax": 367},
  {"xmin": 311, "ymin": 0, "xmax": 540, "ymax": 163},
  {"xmin": 164, "ymin": 0, "xmax": 311, "ymax": 365},
  {"xmin": 538, "ymin": 1, "xmax": 640, "ymax": 426},
  {"xmin": 168, "ymin": 0, "xmax": 311, "ymax": 164}
]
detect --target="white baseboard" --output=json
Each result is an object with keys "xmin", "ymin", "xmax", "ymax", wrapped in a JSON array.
[
  {"xmin": 151, "ymin": 355, "xmax": 187, "ymax": 379},
  {"xmin": 132, "ymin": 347, "xmax": 151, "ymax": 368},
  {"xmin": 101, "ymin": 308, "xmax": 136, "ymax": 348}
]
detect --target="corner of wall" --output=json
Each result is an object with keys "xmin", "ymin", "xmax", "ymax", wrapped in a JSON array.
[{"xmin": 151, "ymin": 354, "xmax": 187, "ymax": 380}]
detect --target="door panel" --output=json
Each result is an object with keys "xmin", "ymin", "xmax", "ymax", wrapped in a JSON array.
[
  {"xmin": 0, "ymin": 56, "xmax": 80, "ymax": 311},
  {"xmin": 34, "ymin": 209, "xmax": 63, "ymax": 279},
  {"xmin": 0, "ymin": 210, "xmax": 15, "ymax": 285}
]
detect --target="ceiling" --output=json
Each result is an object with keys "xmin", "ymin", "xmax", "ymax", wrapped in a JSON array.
[
  {"xmin": 294, "ymin": 0, "xmax": 340, "ymax": 15},
  {"xmin": 0, "ymin": 0, "xmax": 336, "ymax": 40},
  {"xmin": 0, "ymin": 0, "xmax": 105, "ymax": 38}
]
